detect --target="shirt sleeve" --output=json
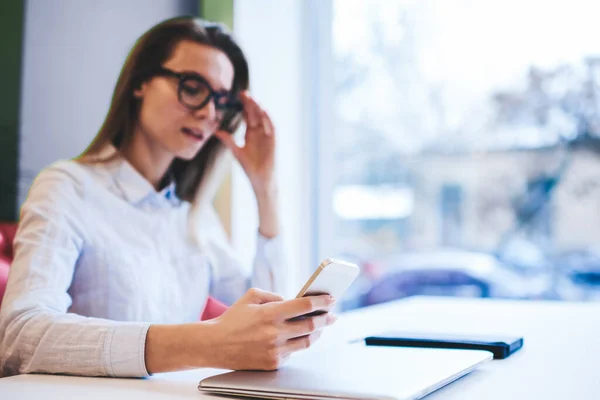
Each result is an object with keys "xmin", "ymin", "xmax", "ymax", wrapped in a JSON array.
[
  {"xmin": 0, "ymin": 164, "xmax": 150, "ymax": 378},
  {"xmin": 201, "ymin": 207, "xmax": 286, "ymax": 305}
]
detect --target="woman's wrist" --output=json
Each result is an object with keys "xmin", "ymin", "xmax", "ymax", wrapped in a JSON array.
[
  {"xmin": 144, "ymin": 321, "xmax": 221, "ymax": 373},
  {"xmin": 254, "ymin": 182, "xmax": 280, "ymax": 239},
  {"xmin": 251, "ymin": 177, "xmax": 277, "ymax": 200}
]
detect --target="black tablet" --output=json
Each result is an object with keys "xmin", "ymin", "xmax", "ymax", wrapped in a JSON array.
[{"xmin": 364, "ymin": 331, "xmax": 523, "ymax": 359}]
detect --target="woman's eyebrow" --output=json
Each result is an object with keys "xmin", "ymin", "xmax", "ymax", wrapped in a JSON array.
[
  {"xmin": 180, "ymin": 69, "xmax": 229, "ymax": 91},
  {"xmin": 179, "ymin": 69, "xmax": 202, "ymax": 77}
]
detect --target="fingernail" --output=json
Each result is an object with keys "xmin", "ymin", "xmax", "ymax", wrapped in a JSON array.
[{"xmin": 327, "ymin": 314, "xmax": 337, "ymax": 324}]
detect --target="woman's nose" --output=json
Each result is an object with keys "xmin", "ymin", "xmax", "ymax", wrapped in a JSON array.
[{"xmin": 193, "ymin": 98, "xmax": 218, "ymax": 122}]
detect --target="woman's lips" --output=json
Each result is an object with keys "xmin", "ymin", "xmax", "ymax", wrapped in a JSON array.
[{"xmin": 181, "ymin": 127, "xmax": 205, "ymax": 141}]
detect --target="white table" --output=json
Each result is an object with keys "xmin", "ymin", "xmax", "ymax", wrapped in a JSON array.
[{"xmin": 1, "ymin": 297, "xmax": 599, "ymax": 399}]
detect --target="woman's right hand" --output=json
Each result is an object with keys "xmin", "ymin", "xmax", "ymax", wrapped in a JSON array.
[{"xmin": 205, "ymin": 288, "xmax": 337, "ymax": 371}]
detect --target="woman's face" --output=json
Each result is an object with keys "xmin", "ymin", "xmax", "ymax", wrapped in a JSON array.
[{"xmin": 134, "ymin": 40, "xmax": 235, "ymax": 160}]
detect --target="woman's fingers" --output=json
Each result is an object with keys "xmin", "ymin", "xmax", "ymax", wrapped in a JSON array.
[
  {"xmin": 240, "ymin": 91, "xmax": 262, "ymax": 129},
  {"xmin": 283, "ymin": 312, "xmax": 337, "ymax": 339},
  {"xmin": 262, "ymin": 110, "xmax": 277, "ymax": 137},
  {"xmin": 214, "ymin": 130, "xmax": 239, "ymax": 152},
  {"xmin": 268, "ymin": 295, "xmax": 335, "ymax": 321},
  {"xmin": 283, "ymin": 330, "xmax": 324, "ymax": 353},
  {"xmin": 240, "ymin": 92, "xmax": 274, "ymax": 137},
  {"xmin": 242, "ymin": 288, "xmax": 285, "ymax": 305}
]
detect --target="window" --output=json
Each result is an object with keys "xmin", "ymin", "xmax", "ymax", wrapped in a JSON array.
[{"xmin": 314, "ymin": 0, "xmax": 600, "ymax": 309}]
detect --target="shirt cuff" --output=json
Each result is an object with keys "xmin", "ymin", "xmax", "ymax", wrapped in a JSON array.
[
  {"xmin": 256, "ymin": 232, "xmax": 286, "ymax": 293},
  {"xmin": 103, "ymin": 322, "xmax": 151, "ymax": 378},
  {"xmin": 256, "ymin": 232, "xmax": 283, "ymax": 260}
]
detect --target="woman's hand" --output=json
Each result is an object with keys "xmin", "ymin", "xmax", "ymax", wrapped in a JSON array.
[
  {"xmin": 144, "ymin": 288, "xmax": 336, "ymax": 374},
  {"xmin": 214, "ymin": 91, "xmax": 276, "ymax": 195},
  {"xmin": 214, "ymin": 92, "xmax": 280, "ymax": 238},
  {"xmin": 204, "ymin": 288, "xmax": 336, "ymax": 371}
]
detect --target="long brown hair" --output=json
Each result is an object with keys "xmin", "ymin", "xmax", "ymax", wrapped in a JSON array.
[{"xmin": 78, "ymin": 16, "xmax": 248, "ymax": 205}]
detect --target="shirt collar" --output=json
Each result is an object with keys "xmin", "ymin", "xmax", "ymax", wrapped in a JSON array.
[
  {"xmin": 102, "ymin": 145, "xmax": 181, "ymax": 207},
  {"xmin": 160, "ymin": 180, "xmax": 180, "ymax": 206}
]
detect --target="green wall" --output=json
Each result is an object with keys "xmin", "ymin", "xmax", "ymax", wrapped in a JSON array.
[{"xmin": 199, "ymin": 0, "xmax": 234, "ymax": 29}]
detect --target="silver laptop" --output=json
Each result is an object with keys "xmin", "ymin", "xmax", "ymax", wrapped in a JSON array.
[{"xmin": 198, "ymin": 344, "xmax": 492, "ymax": 400}]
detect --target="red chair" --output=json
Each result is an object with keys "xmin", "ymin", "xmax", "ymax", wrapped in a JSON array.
[
  {"xmin": 0, "ymin": 222, "xmax": 227, "ymax": 320},
  {"xmin": 0, "ymin": 223, "xmax": 18, "ymax": 305},
  {"xmin": 200, "ymin": 296, "xmax": 228, "ymax": 320}
]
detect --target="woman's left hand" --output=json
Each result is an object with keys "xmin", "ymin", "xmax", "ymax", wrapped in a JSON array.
[{"xmin": 214, "ymin": 91, "xmax": 276, "ymax": 194}]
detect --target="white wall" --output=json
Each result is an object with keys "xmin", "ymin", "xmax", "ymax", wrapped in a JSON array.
[
  {"xmin": 18, "ymin": 0, "xmax": 197, "ymax": 204},
  {"xmin": 233, "ymin": 0, "xmax": 316, "ymax": 296}
]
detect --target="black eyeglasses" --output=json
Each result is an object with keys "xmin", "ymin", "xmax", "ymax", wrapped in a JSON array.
[{"xmin": 151, "ymin": 67, "xmax": 242, "ymax": 116}]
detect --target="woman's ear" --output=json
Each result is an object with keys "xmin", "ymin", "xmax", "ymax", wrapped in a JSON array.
[{"xmin": 133, "ymin": 82, "xmax": 147, "ymax": 99}]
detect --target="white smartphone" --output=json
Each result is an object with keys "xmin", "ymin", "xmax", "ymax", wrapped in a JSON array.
[
  {"xmin": 296, "ymin": 258, "xmax": 360, "ymax": 299},
  {"xmin": 290, "ymin": 258, "xmax": 359, "ymax": 320}
]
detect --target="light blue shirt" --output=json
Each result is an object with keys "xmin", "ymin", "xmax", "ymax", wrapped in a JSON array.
[{"xmin": 0, "ymin": 148, "xmax": 285, "ymax": 378}]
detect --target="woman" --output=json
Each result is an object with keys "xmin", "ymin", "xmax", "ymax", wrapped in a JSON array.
[{"xmin": 0, "ymin": 17, "xmax": 335, "ymax": 378}]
